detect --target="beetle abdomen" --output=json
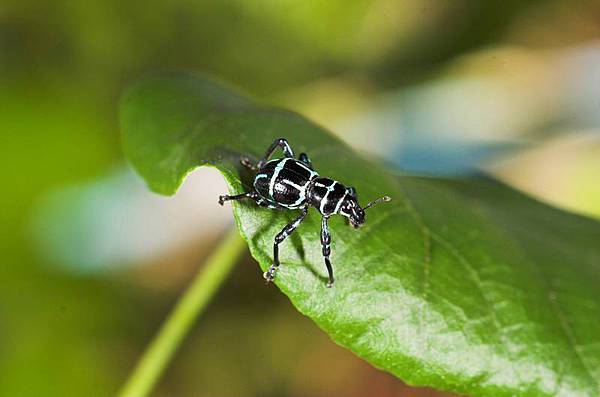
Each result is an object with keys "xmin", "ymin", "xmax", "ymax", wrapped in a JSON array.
[{"xmin": 254, "ymin": 158, "xmax": 318, "ymax": 208}]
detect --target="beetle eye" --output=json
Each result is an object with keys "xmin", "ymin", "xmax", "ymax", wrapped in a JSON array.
[{"xmin": 347, "ymin": 186, "xmax": 357, "ymax": 199}]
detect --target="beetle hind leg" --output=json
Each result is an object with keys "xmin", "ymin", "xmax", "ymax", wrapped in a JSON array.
[
  {"xmin": 240, "ymin": 155, "xmax": 258, "ymax": 171},
  {"xmin": 257, "ymin": 138, "xmax": 295, "ymax": 169}
]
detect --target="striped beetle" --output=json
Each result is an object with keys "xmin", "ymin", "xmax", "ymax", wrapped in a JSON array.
[{"xmin": 219, "ymin": 138, "xmax": 391, "ymax": 287}]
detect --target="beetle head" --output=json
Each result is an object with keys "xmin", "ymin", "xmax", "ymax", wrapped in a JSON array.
[
  {"xmin": 339, "ymin": 187, "xmax": 391, "ymax": 228},
  {"xmin": 341, "ymin": 197, "xmax": 365, "ymax": 228},
  {"xmin": 340, "ymin": 187, "xmax": 391, "ymax": 229}
]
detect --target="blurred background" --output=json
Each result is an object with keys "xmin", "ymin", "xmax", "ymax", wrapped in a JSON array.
[{"xmin": 2, "ymin": 0, "xmax": 600, "ymax": 396}]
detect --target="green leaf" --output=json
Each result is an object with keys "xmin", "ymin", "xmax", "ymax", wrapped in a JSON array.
[{"xmin": 120, "ymin": 72, "xmax": 600, "ymax": 397}]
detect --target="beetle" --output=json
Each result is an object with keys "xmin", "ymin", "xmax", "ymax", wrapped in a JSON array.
[{"xmin": 218, "ymin": 138, "xmax": 391, "ymax": 287}]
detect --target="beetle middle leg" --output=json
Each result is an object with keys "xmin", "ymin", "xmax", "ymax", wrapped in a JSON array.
[
  {"xmin": 264, "ymin": 206, "xmax": 309, "ymax": 283},
  {"xmin": 320, "ymin": 216, "xmax": 335, "ymax": 287},
  {"xmin": 299, "ymin": 152, "xmax": 314, "ymax": 170}
]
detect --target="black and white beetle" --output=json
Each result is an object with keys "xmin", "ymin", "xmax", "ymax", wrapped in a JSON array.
[{"xmin": 218, "ymin": 138, "xmax": 391, "ymax": 287}]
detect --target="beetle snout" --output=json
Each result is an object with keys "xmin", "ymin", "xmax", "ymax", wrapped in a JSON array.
[{"xmin": 349, "ymin": 207, "xmax": 365, "ymax": 228}]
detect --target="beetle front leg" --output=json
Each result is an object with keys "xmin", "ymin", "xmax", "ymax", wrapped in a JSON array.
[
  {"xmin": 264, "ymin": 207, "xmax": 308, "ymax": 283},
  {"xmin": 320, "ymin": 216, "xmax": 335, "ymax": 287},
  {"xmin": 298, "ymin": 152, "xmax": 314, "ymax": 170}
]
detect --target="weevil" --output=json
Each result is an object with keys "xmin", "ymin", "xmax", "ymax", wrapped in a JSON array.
[{"xmin": 219, "ymin": 138, "xmax": 391, "ymax": 287}]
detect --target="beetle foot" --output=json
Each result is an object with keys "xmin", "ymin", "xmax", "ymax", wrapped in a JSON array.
[
  {"xmin": 218, "ymin": 195, "xmax": 227, "ymax": 206},
  {"xmin": 326, "ymin": 279, "xmax": 334, "ymax": 288},
  {"xmin": 263, "ymin": 265, "xmax": 278, "ymax": 284}
]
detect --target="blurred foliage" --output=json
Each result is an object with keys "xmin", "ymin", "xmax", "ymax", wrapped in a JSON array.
[
  {"xmin": 7, "ymin": 0, "xmax": 599, "ymax": 97},
  {"xmin": 1, "ymin": 0, "xmax": 600, "ymax": 396}
]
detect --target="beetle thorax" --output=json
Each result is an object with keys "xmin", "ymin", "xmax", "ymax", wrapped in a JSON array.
[{"xmin": 306, "ymin": 178, "xmax": 348, "ymax": 215}]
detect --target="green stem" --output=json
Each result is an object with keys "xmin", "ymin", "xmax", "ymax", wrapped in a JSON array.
[{"xmin": 118, "ymin": 229, "xmax": 246, "ymax": 397}]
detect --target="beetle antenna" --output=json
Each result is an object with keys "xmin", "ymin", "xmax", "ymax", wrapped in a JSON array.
[
  {"xmin": 363, "ymin": 196, "xmax": 392, "ymax": 210},
  {"xmin": 364, "ymin": 196, "xmax": 391, "ymax": 210}
]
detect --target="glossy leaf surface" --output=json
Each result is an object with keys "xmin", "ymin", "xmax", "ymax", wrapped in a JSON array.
[{"xmin": 121, "ymin": 72, "xmax": 600, "ymax": 397}]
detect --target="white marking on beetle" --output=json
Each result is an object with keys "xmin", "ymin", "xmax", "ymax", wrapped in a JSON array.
[
  {"xmin": 334, "ymin": 191, "xmax": 347, "ymax": 214},
  {"xmin": 320, "ymin": 181, "xmax": 338, "ymax": 213},
  {"xmin": 291, "ymin": 188, "xmax": 306, "ymax": 207},
  {"xmin": 284, "ymin": 179, "xmax": 304, "ymax": 190},
  {"xmin": 296, "ymin": 162, "xmax": 319, "ymax": 179},
  {"xmin": 269, "ymin": 158, "xmax": 289, "ymax": 198},
  {"xmin": 254, "ymin": 173, "xmax": 268, "ymax": 189}
]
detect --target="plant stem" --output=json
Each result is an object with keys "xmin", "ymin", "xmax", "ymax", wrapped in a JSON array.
[{"xmin": 118, "ymin": 229, "xmax": 246, "ymax": 397}]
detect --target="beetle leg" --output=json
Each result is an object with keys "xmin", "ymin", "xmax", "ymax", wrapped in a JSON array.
[
  {"xmin": 240, "ymin": 155, "xmax": 258, "ymax": 171},
  {"xmin": 257, "ymin": 138, "xmax": 295, "ymax": 169},
  {"xmin": 218, "ymin": 191, "xmax": 259, "ymax": 206},
  {"xmin": 298, "ymin": 152, "xmax": 314, "ymax": 170},
  {"xmin": 320, "ymin": 216, "xmax": 335, "ymax": 287},
  {"xmin": 264, "ymin": 206, "xmax": 309, "ymax": 283},
  {"xmin": 219, "ymin": 191, "xmax": 285, "ymax": 211}
]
